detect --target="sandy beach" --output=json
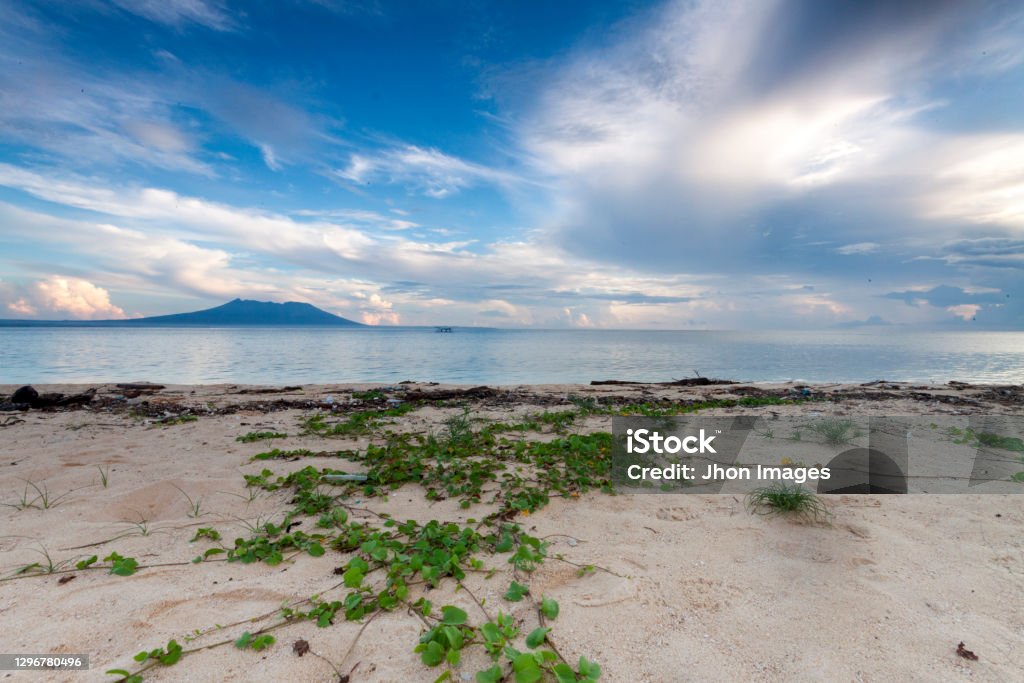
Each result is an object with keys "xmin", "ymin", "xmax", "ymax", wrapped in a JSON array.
[{"xmin": 1, "ymin": 381, "xmax": 1021, "ymax": 682}]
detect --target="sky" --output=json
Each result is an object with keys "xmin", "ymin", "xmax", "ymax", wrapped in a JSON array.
[{"xmin": 0, "ymin": 0, "xmax": 1021, "ymax": 329}]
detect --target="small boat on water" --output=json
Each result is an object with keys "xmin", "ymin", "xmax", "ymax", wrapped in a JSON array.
[{"xmin": 435, "ymin": 326, "xmax": 453, "ymax": 333}]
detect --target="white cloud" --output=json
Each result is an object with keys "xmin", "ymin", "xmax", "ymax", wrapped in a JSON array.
[
  {"xmin": 922, "ymin": 135, "xmax": 1024, "ymax": 227},
  {"xmin": 515, "ymin": 0, "xmax": 1024, "ymax": 278},
  {"xmin": 947, "ymin": 304, "xmax": 980, "ymax": 320},
  {"xmin": 110, "ymin": 0, "xmax": 235, "ymax": 31},
  {"xmin": 258, "ymin": 143, "xmax": 282, "ymax": 171},
  {"xmin": 358, "ymin": 293, "xmax": 399, "ymax": 325},
  {"xmin": 2, "ymin": 276, "xmax": 128, "ymax": 320},
  {"xmin": 0, "ymin": 14, "xmax": 337, "ymax": 178},
  {"xmin": 293, "ymin": 208, "xmax": 420, "ymax": 231},
  {"xmin": 336, "ymin": 155, "xmax": 375, "ymax": 184},
  {"xmin": 122, "ymin": 120, "xmax": 195, "ymax": 154},
  {"xmin": 333, "ymin": 145, "xmax": 523, "ymax": 198},
  {"xmin": 836, "ymin": 242, "xmax": 880, "ymax": 255},
  {"xmin": 6, "ymin": 298, "xmax": 35, "ymax": 316}
]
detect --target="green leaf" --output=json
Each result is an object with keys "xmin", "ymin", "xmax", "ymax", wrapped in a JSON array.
[
  {"xmin": 159, "ymin": 640, "xmax": 182, "ymax": 665},
  {"xmin": 525, "ymin": 627, "xmax": 550, "ymax": 649},
  {"xmin": 541, "ymin": 596, "xmax": 559, "ymax": 620},
  {"xmin": 342, "ymin": 566, "xmax": 364, "ymax": 588},
  {"xmin": 552, "ymin": 662, "xmax": 577, "ymax": 683},
  {"xmin": 104, "ymin": 552, "xmax": 140, "ymax": 577},
  {"xmin": 440, "ymin": 605, "xmax": 468, "ymax": 625},
  {"xmin": 480, "ymin": 622, "xmax": 502, "ymax": 644},
  {"xmin": 446, "ymin": 647, "xmax": 460, "ymax": 666},
  {"xmin": 106, "ymin": 671, "xmax": 144, "ymax": 683},
  {"xmin": 578, "ymin": 656, "xmax": 601, "ymax": 680},
  {"xmin": 433, "ymin": 671, "xmax": 452, "ymax": 683},
  {"xmin": 110, "ymin": 561, "xmax": 137, "ymax": 576},
  {"xmin": 307, "ymin": 542, "xmax": 325, "ymax": 557},
  {"xmin": 76, "ymin": 555, "xmax": 98, "ymax": 570},
  {"xmin": 250, "ymin": 634, "xmax": 275, "ymax": 651},
  {"xmin": 420, "ymin": 640, "xmax": 445, "ymax": 667},
  {"xmin": 235, "ymin": 632, "xmax": 253, "ymax": 649},
  {"xmin": 443, "ymin": 625, "xmax": 464, "ymax": 651},
  {"xmin": 512, "ymin": 653, "xmax": 542, "ymax": 683},
  {"xmin": 201, "ymin": 547, "xmax": 224, "ymax": 560},
  {"xmin": 504, "ymin": 581, "xmax": 528, "ymax": 602},
  {"xmin": 476, "ymin": 665, "xmax": 503, "ymax": 683},
  {"xmin": 495, "ymin": 532, "xmax": 514, "ymax": 552}
]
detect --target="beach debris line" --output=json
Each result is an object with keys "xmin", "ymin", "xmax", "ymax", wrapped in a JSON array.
[
  {"xmin": 115, "ymin": 383, "xmax": 165, "ymax": 391},
  {"xmin": 400, "ymin": 385, "xmax": 500, "ymax": 401},
  {"xmin": 590, "ymin": 377, "xmax": 737, "ymax": 386}
]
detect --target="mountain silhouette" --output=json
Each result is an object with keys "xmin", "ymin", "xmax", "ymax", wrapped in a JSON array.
[{"xmin": 0, "ymin": 299, "xmax": 365, "ymax": 327}]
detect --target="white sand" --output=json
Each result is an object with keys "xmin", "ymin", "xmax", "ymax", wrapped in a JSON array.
[{"xmin": 0, "ymin": 382, "xmax": 1020, "ymax": 682}]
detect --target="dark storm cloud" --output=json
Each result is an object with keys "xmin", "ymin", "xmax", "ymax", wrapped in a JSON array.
[{"xmin": 745, "ymin": 0, "xmax": 966, "ymax": 94}]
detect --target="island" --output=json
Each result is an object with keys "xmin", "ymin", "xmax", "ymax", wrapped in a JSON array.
[{"xmin": 0, "ymin": 299, "xmax": 365, "ymax": 327}]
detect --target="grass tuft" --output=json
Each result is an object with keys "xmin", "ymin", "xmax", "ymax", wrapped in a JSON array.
[
  {"xmin": 808, "ymin": 418, "xmax": 861, "ymax": 446},
  {"xmin": 746, "ymin": 482, "xmax": 830, "ymax": 523}
]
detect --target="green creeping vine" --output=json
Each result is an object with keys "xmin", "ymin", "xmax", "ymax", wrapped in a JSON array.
[
  {"xmin": 103, "ymin": 395, "xmax": 806, "ymax": 681},
  {"xmin": 70, "ymin": 552, "xmax": 139, "ymax": 576},
  {"xmin": 250, "ymin": 447, "xmax": 315, "ymax": 461},
  {"xmin": 301, "ymin": 402, "xmax": 416, "ymax": 436},
  {"xmin": 236, "ymin": 430, "xmax": 288, "ymax": 443},
  {"xmin": 321, "ymin": 430, "xmax": 614, "ymax": 512},
  {"xmin": 415, "ymin": 601, "xmax": 601, "ymax": 683},
  {"xmin": 234, "ymin": 632, "xmax": 276, "ymax": 651}
]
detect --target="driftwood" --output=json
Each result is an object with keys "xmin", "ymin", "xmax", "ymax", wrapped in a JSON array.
[
  {"xmin": 233, "ymin": 386, "xmax": 303, "ymax": 394},
  {"xmin": 35, "ymin": 389, "xmax": 97, "ymax": 407}
]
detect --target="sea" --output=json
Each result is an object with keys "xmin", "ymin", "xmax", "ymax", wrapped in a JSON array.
[{"xmin": 0, "ymin": 327, "xmax": 1021, "ymax": 385}]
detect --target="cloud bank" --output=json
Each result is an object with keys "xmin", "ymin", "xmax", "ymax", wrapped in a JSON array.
[{"xmin": 0, "ymin": 0, "xmax": 1020, "ymax": 328}]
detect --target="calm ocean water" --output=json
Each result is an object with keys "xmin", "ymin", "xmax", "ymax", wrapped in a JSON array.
[{"xmin": 0, "ymin": 327, "xmax": 1021, "ymax": 385}]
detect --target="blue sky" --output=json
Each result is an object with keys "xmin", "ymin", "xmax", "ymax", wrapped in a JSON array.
[{"xmin": 0, "ymin": 0, "xmax": 1021, "ymax": 328}]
